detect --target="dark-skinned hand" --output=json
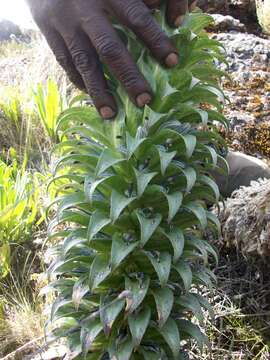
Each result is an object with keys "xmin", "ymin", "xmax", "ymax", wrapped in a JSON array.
[{"xmin": 27, "ymin": 0, "xmax": 196, "ymax": 119}]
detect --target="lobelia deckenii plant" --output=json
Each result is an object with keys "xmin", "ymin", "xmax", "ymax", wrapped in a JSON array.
[{"xmin": 45, "ymin": 9, "xmax": 228, "ymax": 360}]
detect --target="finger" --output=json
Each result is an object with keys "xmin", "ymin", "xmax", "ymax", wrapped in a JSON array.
[
  {"xmin": 143, "ymin": 0, "xmax": 161, "ymax": 9},
  {"xmin": 81, "ymin": 13, "xmax": 153, "ymax": 108},
  {"xmin": 167, "ymin": 0, "xmax": 189, "ymax": 27},
  {"xmin": 39, "ymin": 26, "xmax": 86, "ymax": 92},
  {"xmin": 189, "ymin": 0, "xmax": 197, "ymax": 11},
  {"xmin": 64, "ymin": 31, "xmax": 117, "ymax": 119},
  {"xmin": 111, "ymin": 0, "xmax": 178, "ymax": 67}
]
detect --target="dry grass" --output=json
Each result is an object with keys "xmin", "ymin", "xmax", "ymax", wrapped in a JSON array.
[
  {"xmin": 0, "ymin": 250, "xmax": 46, "ymax": 358},
  {"xmin": 0, "ymin": 35, "xmax": 67, "ymax": 103},
  {"xmin": 189, "ymin": 251, "xmax": 270, "ymax": 359},
  {"xmin": 0, "ymin": 305, "xmax": 44, "ymax": 357}
]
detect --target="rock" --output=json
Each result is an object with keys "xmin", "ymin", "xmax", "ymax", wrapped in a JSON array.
[
  {"xmin": 0, "ymin": 19, "xmax": 22, "ymax": 42},
  {"xmin": 197, "ymin": 0, "xmax": 256, "ymax": 15},
  {"xmin": 256, "ymin": 0, "xmax": 270, "ymax": 34},
  {"xmin": 211, "ymin": 178, "xmax": 270, "ymax": 257},
  {"xmin": 197, "ymin": 0, "xmax": 229, "ymax": 13},
  {"xmin": 213, "ymin": 32, "xmax": 270, "ymax": 75},
  {"xmin": 226, "ymin": 111, "xmax": 255, "ymax": 129},
  {"xmin": 230, "ymin": 0, "xmax": 256, "ymax": 11},
  {"xmin": 212, "ymin": 31, "xmax": 270, "ymax": 131},
  {"xmin": 210, "ymin": 14, "xmax": 246, "ymax": 31},
  {"xmin": 212, "ymin": 151, "xmax": 270, "ymax": 198}
]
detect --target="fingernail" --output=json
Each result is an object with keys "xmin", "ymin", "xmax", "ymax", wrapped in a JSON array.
[
  {"xmin": 100, "ymin": 106, "xmax": 115, "ymax": 119},
  {"xmin": 136, "ymin": 93, "xmax": 152, "ymax": 107},
  {"xmin": 165, "ymin": 53, "xmax": 179, "ymax": 67},
  {"xmin": 174, "ymin": 15, "xmax": 185, "ymax": 27}
]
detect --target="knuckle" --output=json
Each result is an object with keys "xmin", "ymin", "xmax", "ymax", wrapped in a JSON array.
[
  {"xmin": 125, "ymin": 4, "xmax": 152, "ymax": 28},
  {"xmin": 96, "ymin": 37, "xmax": 123, "ymax": 60},
  {"xmin": 68, "ymin": 73, "xmax": 85, "ymax": 90},
  {"xmin": 55, "ymin": 53, "xmax": 70, "ymax": 69},
  {"xmin": 147, "ymin": 28, "xmax": 166, "ymax": 46},
  {"xmin": 72, "ymin": 50, "xmax": 91, "ymax": 73},
  {"xmin": 87, "ymin": 85, "xmax": 104, "ymax": 100},
  {"xmin": 118, "ymin": 68, "xmax": 141, "ymax": 89},
  {"xmin": 143, "ymin": 0, "xmax": 160, "ymax": 8}
]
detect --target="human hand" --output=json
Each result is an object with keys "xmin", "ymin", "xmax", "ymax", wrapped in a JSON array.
[{"xmin": 28, "ymin": 0, "xmax": 196, "ymax": 119}]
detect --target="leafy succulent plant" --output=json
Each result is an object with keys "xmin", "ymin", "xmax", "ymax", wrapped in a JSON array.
[{"xmin": 45, "ymin": 9, "xmax": 228, "ymax": 360}]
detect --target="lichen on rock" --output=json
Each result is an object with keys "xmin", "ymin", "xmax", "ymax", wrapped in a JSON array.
[
  {"xmin": 212, "ymin": 178, "xmax": 270, "ymax": 257},
  {"xmin": 256, "ymin": 0, "xmax": 270, "ymax": 34}
]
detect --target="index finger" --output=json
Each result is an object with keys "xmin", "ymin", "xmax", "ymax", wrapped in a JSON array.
[
  {"xmin": 167, "ymin": 0, "xmax": 188, "ymax": 27},
  {"xmin": 143, "ymin": 0, "xmax": 161, "ymax": 8}
]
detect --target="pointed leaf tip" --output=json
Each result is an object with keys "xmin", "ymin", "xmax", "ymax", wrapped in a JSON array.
[{"xmin": 110, "ymin": 190, "xmax": 135, "ymax": 223}]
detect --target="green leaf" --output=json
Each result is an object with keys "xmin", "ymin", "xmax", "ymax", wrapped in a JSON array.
[
  {"xmin": 184, "ymin": 202, "xmax": 207, "ymax": 229},
  {"xmin": 72, "ymin": 276, "xmax": 89, "ymax": 310},
  {"xmin": 170, "ymin": 69, "xmax": 192, "ymax": 89},
  {"xmin": 173, "ymin": 260, "xmax": 192, "ymax": 292},
  {"xmin": 87, "ymin": 210, "xmax": 111, "ymax": 241},
  {"xmin": 200, "ymin": 239, "xmax": 219, "ymax": 264},
  {"xmin": 100, "ymin": 296, "xmax": 125, "ymax": 336},
  {"xmin": 145, "ymin": 251, "xmax": 171, "ymax": 286},
  {"xmin": 152, "ymin": 287, "xmax": 174, "ymax": 327},
  {"xmin": 126, "ymin": 131, "xmax": 146, "ymax": 159},
  {"xmin": 177, "ymin": 294, "xmax": 204, "ymax": 324},
  {"xmin": 158, "ymin": 318, "xmax": 181, "ymax": 359},
  {"xmin": 125, "ymin": 276, "xmax": 150, "ymax": 313},
  {"xmin": 193, "ymin": 293, "xmax": 215, "ymax": 321},
  {"xmin": 109, "ymin": 337, "xmax": 134, "ymax": 360},
  {"xmin": 188, "ymin": 237, "xmax": 209, "ymax": 264},
  {"xmin": 134, "ymin": 168, "xmax": 157, "ymax": 197},
  {"xmin": 172, "ymin": 163, "xmax": 197, "ymax": 193},
  {"xmin": 128, "ymin": 306, "xmax": 151, "ymax": 347},
  {"xmin": 204, "ymin": 145, "xmax": 218, "ymax": 166},
  {"xmin": 162, "ymin": 228, "xmax": 185, "ymax": 263},
  {"xmin": 157, "ymin": 147, "xmax": 177, "ymax": 176},
  {"xmin": 110, "ymin": 233, "xmax": 138, "ymax": 269},
  {"xmin": 63, "ymin": 228, "xmax": 87, "ymax": 254},
  {"xmin": 199, "ymin": 175, "xmax": 220, "ymax": 202},
  {"xmin": 137, "ymin": 212, "xmax": 162, "ymax": 246},
  {"xmin": 181, "ymin": 134, "xmax": 197, "ymax": 158},
  {"xmin": 95, "ymin": 148, "xmax": 124, "ymax": 177},
  {"xmin": 80, "ymin": 319, "xmax": 103, "ymax": 356},
  {"xmin": 54, "ymin": 154, "xmax": 98, "ymax": 173},
  {"xmin": 141, "ymin": 346, "xmax": 169, "ymax": 359},
  {"xmin": 165, "ymin": 191, "xmax": 183, "ymax": 222},
  {"xmin": 178, "ymin": 319, "xmax": 208, "ymax": 350},
  {"xmin": 194, "ymin": 267, "xmax": 215, "ymax": 288},
  {"xmin": 182, "ymin": 13, "xmax": 214, "ymax": 34},
  {"xmin": 110, "ymin": 190, "xmax": 135, "ymax": 223},
  {"xmin": 56, "ymin": 107, "xmax": 113, "ymax": 147},
  {"xmin": 195, "ymin": 108, "xmax": 208, "ymax": 125},
  {"xmin": 84, "ymin": 174, "xmax": 113, "ymax": 203},
  {"xmin": 143, "ymin": 106, "xmax": 166, "ymax": 130},
  {"xmin": 89, "ymin": 255, "xmax": 111, "ymax": 291},
  {"xmin": 206, "ymin": 211, "xmax": 221, "ymax": 234}
]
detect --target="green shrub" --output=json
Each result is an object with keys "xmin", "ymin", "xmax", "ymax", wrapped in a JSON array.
[
  {"xmin": 33, "ymin": 79, "xmax": 65, "ymax": 142},
  {"xmin": 0, "ymin": 91, "xmax": 27, "ymax": 154},
  {"xmin": 0, "ymin": 95, "xmax": 22, "ymax": 130},
  {"xmin": 0, "ymin": 90, "xmax": 44, "ymax": 164},
  {"xmin": 46, "ymin": 11, "xmax": 228, "ymax": 359},
  {"xmin": 0, "ymin": 158, "xmax": 43, "ymax": 278}
]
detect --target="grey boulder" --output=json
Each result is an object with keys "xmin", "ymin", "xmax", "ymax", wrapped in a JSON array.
[{"xmin": 212, "ymin": 151, "xmax": 270, "ymax": 198}]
